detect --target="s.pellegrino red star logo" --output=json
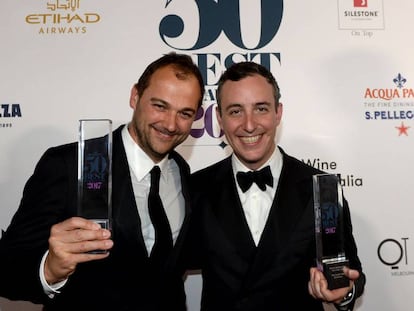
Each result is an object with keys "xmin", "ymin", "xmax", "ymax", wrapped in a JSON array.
[{"xmin": 395, "ymin": 122, "xmax": 410, "ymax": 136}]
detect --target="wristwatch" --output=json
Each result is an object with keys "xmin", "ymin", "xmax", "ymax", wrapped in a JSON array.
[{"xmin": 336, "ymin": 284, "xmax": 355, "ymax": 311}]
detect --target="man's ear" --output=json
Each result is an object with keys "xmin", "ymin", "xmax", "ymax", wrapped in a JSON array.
[
  {"xmin": 215, "ymin": 106, "xmax": 223, "ymax": 129},
  {"xmin": 276, "ymin": 102, "xmax": 283, "ymax": 123},
  {"xmin": 130, "ymin": 85, "xmax": 139, "ymax": 109}
]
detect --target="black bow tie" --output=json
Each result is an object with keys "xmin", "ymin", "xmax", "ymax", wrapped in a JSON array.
[{"xmin": 236, "ymin": 166, "xmax": 273, "ymax": 193}]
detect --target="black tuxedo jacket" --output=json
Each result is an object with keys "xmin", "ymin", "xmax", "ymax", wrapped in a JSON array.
[
  {"xmin": 187, "ymin": 147, "xmax": 365, "ymax": 311},
  {"xmin": 0, "ymin": 125, "xmax": 192, "ymax": 311}
]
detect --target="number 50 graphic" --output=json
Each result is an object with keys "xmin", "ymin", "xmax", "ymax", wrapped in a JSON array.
[{"xmin": 160, "ymin": 0, "xmax": 284, "ymax": 50}]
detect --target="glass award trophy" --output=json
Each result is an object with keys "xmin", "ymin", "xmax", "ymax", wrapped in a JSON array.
[
  {"xmin": 313, "ymin": 173, "xmax": 349, "ymax": 289},
  {"xmin": 77, "ymin": 119, "xmax": 113, "ymax": 253}
]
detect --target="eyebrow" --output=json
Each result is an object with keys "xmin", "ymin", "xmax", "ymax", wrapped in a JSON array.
[
  {"xmin": 224, "ymin": 102, "xmax": 242, "ymax": 111},
  {"xmin": 150, "ymin": 97, "xmax": 169, "ymax": 105},
  {"xmin": 255, "ymin": 101, "xmax": 272, "ymax": 106},
  {"xmin": 224, "ymin": 101, "xmax": 271, "ymax": 110},
  {"xmin": 151, "ymin": 97, "xmax": 197, "ymax": 114}
]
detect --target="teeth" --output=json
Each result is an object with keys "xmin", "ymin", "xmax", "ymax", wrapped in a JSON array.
[{"xmin": 241, "ymin": 135, "xmax": 260, "ymax": 144}]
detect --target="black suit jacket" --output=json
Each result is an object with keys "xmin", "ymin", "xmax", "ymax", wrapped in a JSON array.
[
  {"xmin": 0, "ymin": 125, "xmax": 192, "ymax": 311},
  {"xmin": 187, "ymin": 147, "xmax": 365, "ymax": 311}
]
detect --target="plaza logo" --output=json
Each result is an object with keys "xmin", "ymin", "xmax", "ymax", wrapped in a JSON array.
[
  {"xmin": 337, "ymin": 0, "xmax": 384, "ymax": 30},
  {"xmin": 159, "ymin": 0, "xmax": 284, "ymax": 144},
  {"xmin": 25, "ymin": 0, "xmax": 101, "ymax": 35},
  {"xmin": 363, "ymin": 73, "xmax": 413, "ymax": 136},
  {"xmin": 377, "ymin": 237, "xmax": 414, "ymax": 277},
  {"xmin": 0, "ymin": 102, "xmax": 22, "ymax": 129}
]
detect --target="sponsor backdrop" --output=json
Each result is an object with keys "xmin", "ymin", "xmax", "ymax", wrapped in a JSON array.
[{"xmin": 0, "ymin": 0, "xmax": 413, "ymax": 310}]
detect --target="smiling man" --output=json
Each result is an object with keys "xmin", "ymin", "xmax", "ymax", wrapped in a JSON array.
[
  {"xmin": 187, "ymin": 61, "xmax": 365, "ymax": 311},
  {"xmin": 0, "ymin": 52, "xmax": 205, "ymax": 311}
]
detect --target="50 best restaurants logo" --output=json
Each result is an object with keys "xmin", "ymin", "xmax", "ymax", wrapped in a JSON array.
[{"xmin": 159, "ymin": 0, "xmax": 284, "ymax": 143}]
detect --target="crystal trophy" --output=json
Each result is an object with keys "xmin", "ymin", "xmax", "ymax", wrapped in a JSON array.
[
  {"xmin": 313, "ymin": 173, "xmax": 349, "ymax": 289},
  {"xmin": 77, "ymin": 119, "xmax": 113, "ymax": 252}
]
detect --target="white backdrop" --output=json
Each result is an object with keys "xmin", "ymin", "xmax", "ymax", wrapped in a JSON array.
[{"xmin": 1, "ymin": 1, "xmax": 413, "ymax": 310}]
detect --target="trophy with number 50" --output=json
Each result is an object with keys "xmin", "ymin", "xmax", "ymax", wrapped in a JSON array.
[
  {"xmin": 313, "ymin": 173, "xmax": 349, "ymax": 289},
  {"xmin": 77, "ymin": 119, "xmax": 113, "ymax": 250}
]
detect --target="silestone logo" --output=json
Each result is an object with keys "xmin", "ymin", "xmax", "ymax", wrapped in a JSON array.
[
  {"xmin": 353, "ymin": 0, "xmax": 368, "ymax": 8},
  {"xmin": 363, "ymin": 73, "xmax": 413, "ymax": 136},
  {"xmin": 25, "ymin": 0, "xmax": 101, "ymax": 35},
  {"xmin": 338, "ymin": 0, "xmax": 384, "ymax": 30}
]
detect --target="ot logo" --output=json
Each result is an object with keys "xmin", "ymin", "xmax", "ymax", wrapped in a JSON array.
[{"xmin": 377, "ymin": 238, "xmax": 409, "ymax": 268}]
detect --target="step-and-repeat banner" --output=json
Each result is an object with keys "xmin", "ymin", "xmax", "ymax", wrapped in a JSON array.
[{"xmin": 1, "ymin": 1, "xmax": 413, "ymax": 310}]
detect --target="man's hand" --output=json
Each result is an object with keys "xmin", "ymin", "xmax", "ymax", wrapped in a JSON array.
[
  {"xmin": 308, "ymin": 267, "xmax": 359, "ymax": 304},
  {"xmin": 44, "ymin": 217, "xmax": 113, "ymax": 284}
]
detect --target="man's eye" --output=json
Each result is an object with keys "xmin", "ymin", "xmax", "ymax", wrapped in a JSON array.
[
  {"xmin": 153, "ymin": 103, "xmax": 166, "ymax": 110},
  {"xmin": 180, "ymin": 111, "xmax": 194, "ymax": 119},
  {"xmin": 229, "ymin": 109, "xmax": 241, "ymax": 115},
  {"xmin": 256, "ymin": 106, "xmax": 269, "ymax": 113}
]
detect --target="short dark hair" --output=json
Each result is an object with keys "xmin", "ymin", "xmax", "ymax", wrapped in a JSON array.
[
  {"xmin": 216, "ymin": 61, "xmax": 281, "ymax": 112},
  {"xmin": 136, "ymin": 52, "xmax": 205, "ymax": 109}
]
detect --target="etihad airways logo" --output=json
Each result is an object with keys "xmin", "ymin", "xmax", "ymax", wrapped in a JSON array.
[
  {"xmin": 363, "ymin": 73, "xmax": 413, "ymax": 136},
  {"xmin": 25, "ymin": 0, "xmax": 101, "ymax": 35}
]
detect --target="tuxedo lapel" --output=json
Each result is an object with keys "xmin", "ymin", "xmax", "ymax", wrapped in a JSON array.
[
  {"xmin": 165, "ymin": 151, "xmax": 192, "ymax": 269},
  {"xmin": 241, "ymin": 151, "xmax": 316, "ymax": 290},
  {"xmin": 111, "ymin": 125, "xmax": 148, "ymax": 257},
  {"xmin": 212, "ymin": 158, "xmax": 257, "ymax": 261},
  {"xmin": 110, "ymin": 128, "xmax": 194, "ymax": 270}
]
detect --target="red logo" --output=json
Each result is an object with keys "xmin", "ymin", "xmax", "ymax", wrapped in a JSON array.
[
  {"xmin": 395, "ymin": 122, "xmax": 410, "ymax": 136},
  {"xmin": 354, "ymin": 0, "xmax": 368, "ymax": 7}
]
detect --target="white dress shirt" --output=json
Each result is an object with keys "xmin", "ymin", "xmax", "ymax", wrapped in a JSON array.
[
  {"xmin": 122, "ymin": 124, "xmax": 185, "ymax": 254},
  {"xmin": 232, "ymin": 147, "xmax": 283, "ymax": 246}
]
